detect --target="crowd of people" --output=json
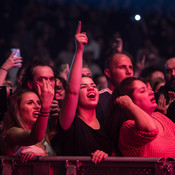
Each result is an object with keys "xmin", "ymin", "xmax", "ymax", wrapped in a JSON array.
[{"xmin": 1, "ymin": 0, "xmax": 175, "ymax": 164}]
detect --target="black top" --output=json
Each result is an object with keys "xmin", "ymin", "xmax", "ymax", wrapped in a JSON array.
[
  {"xmin": 51, "ymin": 115, "xmax": 111, "ymax": 156},
  {"xmin": 96, "ymin": 91, "xmax": 112, "ymax": 125}
]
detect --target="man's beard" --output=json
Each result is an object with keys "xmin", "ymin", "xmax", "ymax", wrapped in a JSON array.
[{"xmin": 169, "ymin": 80, "xmax": 175, "ymax": 90}]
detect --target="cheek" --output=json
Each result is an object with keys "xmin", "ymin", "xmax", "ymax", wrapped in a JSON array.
[
  {"xmin": 132, "ymin": 96, "xmax": 144, "ymax": 107},
  {"xmin": 133, "ymin": 97, "xmax": 149, "ymax": 109},
  {"xmin": 19, "ymin": 107, "xmax": 28, "ymax": 118},
  {"xmin": 79, "ymin": 90, "xmax": 87, "ymax": 103}
]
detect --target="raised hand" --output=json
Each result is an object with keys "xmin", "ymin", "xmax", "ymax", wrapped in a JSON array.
[
  {"xmin": 115, "ymin": 95, "xmax": 133, "ymax": 109},
  {"xmin": 168, "ymin": 91, "xmax": 175, "ymax": 104},
  {"xmin": 50, "ymin": 100, "xmax": 60, "ymax": 117},
  {"xmin": 156, "ymin": 94, "xmax": 166, "ymax": 114},
  {"xmin": 2, "ymin": 51, "xmax": 22, "ymax": 70},
  {"xmin": 37, "ymin": 79, "xmax": 54, "ymax": 112},
  {"xmin": 75, "ymin": 21, "xmax": 88, "ymax": 50}
]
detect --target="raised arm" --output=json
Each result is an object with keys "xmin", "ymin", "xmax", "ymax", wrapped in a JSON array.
[
  {"xmin": 0, "ymin": 51, "xmax": 22, "ymax": 85},
  {"xmin": 115, "ymin": 95, "xmax": 157, "ymax": 132},
  {"xmin": 59, "ymin": 21, "xmax": 88, "ymax": 130}
]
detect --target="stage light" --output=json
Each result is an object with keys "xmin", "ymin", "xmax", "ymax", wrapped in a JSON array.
[{"xmin": 134, "ymin": 14, "xmax": 141, "ymax": 21}]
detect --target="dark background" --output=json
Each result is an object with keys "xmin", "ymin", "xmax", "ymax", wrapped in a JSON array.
[{"xmin": 1, "ymin": 0, "xmax": 175, "ymax": 71}]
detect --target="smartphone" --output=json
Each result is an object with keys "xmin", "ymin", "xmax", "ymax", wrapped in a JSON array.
[
  {"xmin": 11, "ymin": 48, "xmax": 21, "ymax": 67},
  {"xmin": 0, "ymin": 86, "xmax": 7, "ymax": 113}
]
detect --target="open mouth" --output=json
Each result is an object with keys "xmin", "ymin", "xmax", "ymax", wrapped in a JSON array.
[
  {"xmin": 150, "ymin": 97, "xmax": 156, "ymax": 102},
  {"xmin": 87, "ymin": 92, "xmax": 96, "ymax": 99},
  {"xmin": 33, "ymin": 112, "xmax": 39, "ymax": 117}
]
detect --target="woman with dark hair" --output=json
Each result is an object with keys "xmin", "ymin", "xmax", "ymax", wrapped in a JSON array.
[
  {"xmin": 51, "ymin": 22, "xmax": 110, "ymax": 163},
  {"xmin": 54, "ymin": 76, "xmax": 66, "ymax": 103},
  {"xmin": 107, "ymin": 77, "xmax": 175, "ymax": 157}
]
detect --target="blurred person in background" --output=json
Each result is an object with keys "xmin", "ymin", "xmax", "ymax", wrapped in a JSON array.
[{"xmin": 94, "ymin": 74, "xmax": 108, "ymax": 91}]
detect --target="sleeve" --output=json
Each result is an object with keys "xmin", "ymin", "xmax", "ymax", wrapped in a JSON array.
[{"xmin": 119, "ymin": 120, "xmax": 158, "ymax": 147}]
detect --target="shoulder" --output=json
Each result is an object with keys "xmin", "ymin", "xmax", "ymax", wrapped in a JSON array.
[
  {"xmin": 99, "ymin": 88, "xmax": 112, "ymax": 95},
  {"xmin": 99, "ymin": 88, "xmax": 112, "ymax": 101},
  {"xmin": 6, "ymin": 127, "xmax": 25, "ymax": 137},
  {"xmin": 5, "ymin": 127, "xmax": 29, "ymax": 144},
  {"xmin": 153, "ymin": 112, "xmax": 175, "ymax": 124}
]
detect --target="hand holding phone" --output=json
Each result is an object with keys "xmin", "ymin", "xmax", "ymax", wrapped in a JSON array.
[{"xmin": 11, "ymin": 48, "xmax": 22, "ymax": 67}]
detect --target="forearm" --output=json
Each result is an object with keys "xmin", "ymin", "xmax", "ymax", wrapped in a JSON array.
[
  {"xmin": 59, "ymin": 48, "xmax": 83, "ymax": 129},
  {"xmin": 30, "ymin": 113, "xmax": 49, "ymax": 142},
  {"xmin": 67, "ymin": 48, "xmax": 83, "ymax": 94},
  {"xmin": 0, "ymin": 68, "xmax": 8, "ymax": 85},
  {"xmin": 126, "ymin": 103, "xmax": 157, "ymax": 132},
  {"xmin": 59, "ymin": 21, "xmax": 87, "ymax": 130}
]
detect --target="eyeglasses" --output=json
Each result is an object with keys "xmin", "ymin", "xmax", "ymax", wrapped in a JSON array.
[{"xmin": 55, "ymin": 86, "xmax": 64, "ymax": 92}]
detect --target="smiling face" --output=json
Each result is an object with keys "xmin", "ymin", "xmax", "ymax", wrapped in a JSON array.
[
  {"xmin": 78, "ymin": 77, "xmax": 99, "ymax": 109},
  {"xmin": 19, "ymin": 92, "xmax": 41, "ymax": 129},
  {"xmin": 131, "ymin": 80, "xmax": 157, "ymax": 114}
]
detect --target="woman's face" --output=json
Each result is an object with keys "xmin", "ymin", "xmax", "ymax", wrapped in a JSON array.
[
  {"xmin": 78, "ymin": 77, "xmax": 99, "ymax": 109},
  {"xmin": 131, "ymin": 80, "xmax": 157, "ymax": 114},
  {"xmin": 54, "ymin": 78, "xmax": 65, "ymax": 100},
  {"xmin": 19, "ymin": 92, "xmax": 41, "ymax": 128}
]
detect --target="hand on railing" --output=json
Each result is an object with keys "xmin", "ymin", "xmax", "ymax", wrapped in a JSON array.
[{"xmin": 91, "ymin": 150, "xmax": 108, "ymax": 164}]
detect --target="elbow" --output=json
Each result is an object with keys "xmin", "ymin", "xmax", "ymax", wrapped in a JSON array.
[
  {"xmin": 59, "ymin": 120, "xmax": 70, "ymax": 130},
  {"xmin": 67, "ymin": 88, "xmax": 79, "ymax": 96},
  {"xmin": 67, "ymin": 83, "xmax": 80, "ymax": 96}
]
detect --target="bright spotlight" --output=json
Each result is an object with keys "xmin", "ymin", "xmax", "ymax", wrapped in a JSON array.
[{"xmin": 134, "ymin": 14, "xmax": 141, "ymax": 21}]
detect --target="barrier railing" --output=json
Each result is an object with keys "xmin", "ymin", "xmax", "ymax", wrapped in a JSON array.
[{"xmin": 0, "ymin": 156, "xmax": 175, "ymax": 175}]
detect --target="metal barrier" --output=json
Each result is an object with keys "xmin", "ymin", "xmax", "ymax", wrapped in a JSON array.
[{"xmin": 0, "ymin": 156, "xmax": 175, "ymax": 175}]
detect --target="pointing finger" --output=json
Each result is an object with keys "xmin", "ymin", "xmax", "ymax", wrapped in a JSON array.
[{"xmin": 76, "ymin": 21, "xmax": 81, "ymax": 34}]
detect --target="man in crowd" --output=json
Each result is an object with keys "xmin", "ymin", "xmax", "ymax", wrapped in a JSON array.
[{"xmin": 97, "ymin": 52, "xmax": 134, "ymax": 124}]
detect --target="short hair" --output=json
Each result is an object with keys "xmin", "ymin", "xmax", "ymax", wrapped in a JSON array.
[
  {"xmin": 105, "ymin": 52, "xmax": 133, "ymax": 70},
  {"xmin": 19, "ymin": 59, "xmax": 54, "ymax": 89}
]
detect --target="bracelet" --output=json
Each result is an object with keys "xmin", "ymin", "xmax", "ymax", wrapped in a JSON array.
[
  {"xmin": 39, "ymin": 111, "xmax": 50, "ymax": 117},
  {"xmin": 0, "ymin": 67, "xmax": 8, "ymax": 72}
]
